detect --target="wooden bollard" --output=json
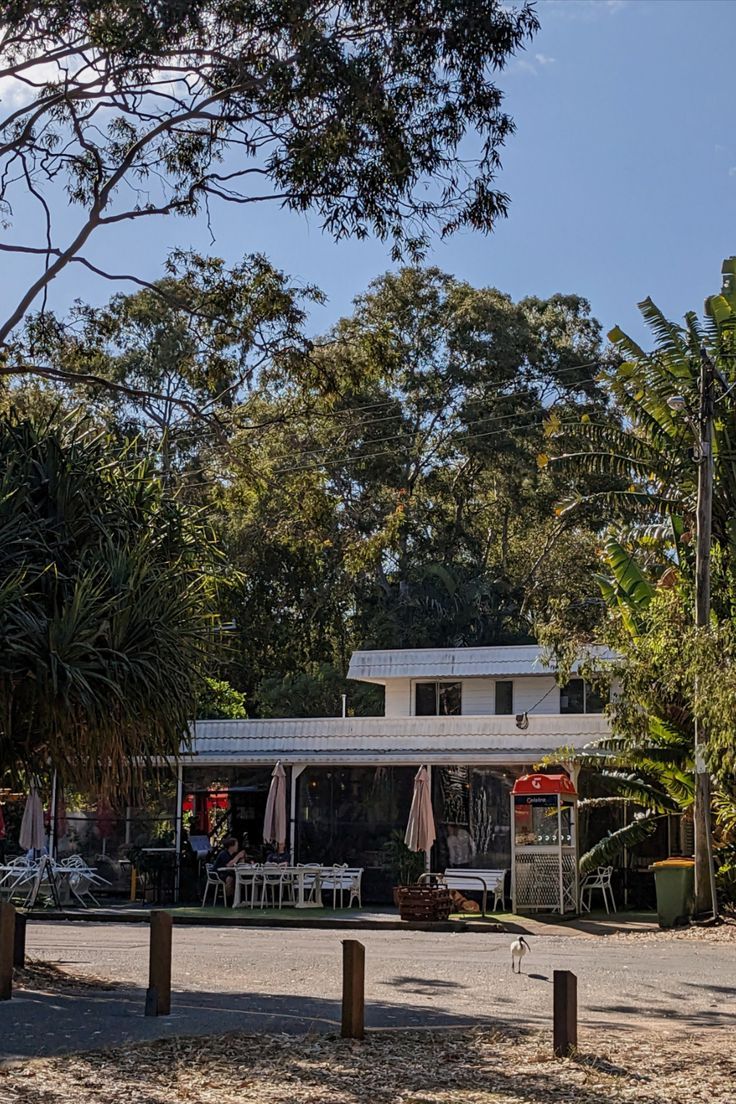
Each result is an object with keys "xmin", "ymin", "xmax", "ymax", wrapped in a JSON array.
[
  {"xmin": 13, "ymin": 912, "xmax": 26, "ymax": 969},
  {"xmin": 0, "ymin": 902, "xmax": 16, "ymax": 1001},
  {"xmin": 553, "ymin": 969, "xmax": 577, "ymax": 1057},
  {"xmin": 147, "ymin": 911, "xmax": 172, "ymax": 1016},
  {"xmin": 341, "ymin": 939, "xmax": 365, "ymax": 1040}
]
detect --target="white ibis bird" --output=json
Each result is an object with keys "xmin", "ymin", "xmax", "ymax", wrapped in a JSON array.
[{"xmin": 510, "ymin": 935, "xmax": 530, "ymax": 973}]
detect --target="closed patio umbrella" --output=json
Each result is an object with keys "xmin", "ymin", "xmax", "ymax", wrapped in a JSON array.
[
  {"xmin": 19, "ymin": 786, "xmax": 45, "ymax": 852},
  {"xmin": 405, "ymin": 766, "xmax": 436, "ymax": 853},
  {"xmin": 263, "ymin": 761, "xmax": 287, "ymax": 852}
]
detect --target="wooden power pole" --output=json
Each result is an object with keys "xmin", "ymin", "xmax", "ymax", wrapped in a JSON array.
[{"xmin": 694, "ymin": 346, "xmax": 719, "ymax": 919}]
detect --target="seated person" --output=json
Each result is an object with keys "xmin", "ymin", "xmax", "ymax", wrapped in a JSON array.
[
  {"xmin": 265, "ymin": 847, "xmax": 290, "ymax": 865},
  {"xmin": 211, "ymin": 837, "xmax": 246, "ymax": 896}
]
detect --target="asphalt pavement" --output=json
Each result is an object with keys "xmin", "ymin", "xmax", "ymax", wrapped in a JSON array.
[{"xmin": 1, "ymin": 921, "xmax": 734, "ymax": 1060}]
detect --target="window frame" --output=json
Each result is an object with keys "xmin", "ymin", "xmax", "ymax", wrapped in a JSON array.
[
  {"xmin": 412, "ymin": 679, "xmax": 463, "ymax": 717},
  {"xmin": 494, "ymin": 679, "xmax": 514, "ymax": 715},
  {"xmin": 559, "ymin": 678, "xmax": 606, "ymax": 715}
]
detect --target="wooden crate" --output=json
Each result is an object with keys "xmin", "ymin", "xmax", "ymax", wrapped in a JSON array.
[{"xmin": 396, "ymin": 885, "xmax": 452, "ymax": 921}]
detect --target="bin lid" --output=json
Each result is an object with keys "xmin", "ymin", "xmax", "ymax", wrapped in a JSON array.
[
  {"xmin": 512, "ymin": 772, "xmax": 576, "ymax": 797},
  {"xmin": 651, "ymin": 857, "xmax": 695, "ymax": 868}
]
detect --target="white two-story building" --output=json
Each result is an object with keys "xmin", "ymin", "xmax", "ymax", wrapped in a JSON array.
[{"xmin": 183, "ymin": 644, "xmax": 613, "ymax": 901}]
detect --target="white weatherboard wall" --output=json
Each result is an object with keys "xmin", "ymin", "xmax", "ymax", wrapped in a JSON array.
[
  {"xmin": 460, "ymin": 678, "xmax": 495, "ymax": 715},
  {"xmin": 381, "ymin": 676, "xmax": 562, "ymax": 717},
  {"xmin": 514, "ymin": 676, "xmax": 559, "ymax": 715},
  {"xmin": 384, "ymin": 681, "xmax": 411, "ymax": 717}
]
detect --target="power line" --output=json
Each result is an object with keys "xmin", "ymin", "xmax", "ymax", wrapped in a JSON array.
[
  {"xmin": 272, "ymin": 410, "xmax": 554, "ymax": 477},
  {"xmin": 234, "ymin": 360, "xmax": 606, "ymax": 470}
]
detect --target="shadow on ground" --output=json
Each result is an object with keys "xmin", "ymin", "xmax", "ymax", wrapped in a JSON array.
[{"xmin": 0, "ymin": 984, "xmax": 523, "ymax": 1061}]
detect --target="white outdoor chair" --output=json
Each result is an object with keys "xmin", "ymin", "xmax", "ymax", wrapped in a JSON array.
[
  {"xmin": 258, "ymin": 864, "xmax": 281, "ymax": 908},
  {"xmin": 580, "ymin": 866, "xmax": 616, "ymax": 914},
  {"xmin": 0, "ymin": 861, "xmax": 37, "ymax": 904},
  {"xmin": 202, "ymin": 863, "xmax": 228, "ymax": 907},
  {"xmin": 299, "ymin": 863, "xmax": 323, "ymax": 904},
  {"xmin": 493, "ymin": 871, "xmax": 509, "ymax": 912},
  {"xmin": 346, "ymin": 868, "xmax": 363, "ymax": 909},
  {"xmin": 61, "ymin": 856, "xmax": 111, "ymax": 887},
  {"xmin": 66, "ymin": 866, "xmax": 100, "ymax": 908},
  {"xmin": 233, "ymin": 866, "xmax": 260, "ymax": 908},
  {"xmin": 321, "ymin": 864, "xmax": 349, "ymax": 907}
]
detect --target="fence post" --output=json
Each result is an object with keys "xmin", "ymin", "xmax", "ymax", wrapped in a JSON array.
[
  {"xmin": 13, "ymin": 912, "xmax": 26, "ymax": 969},
  {"xmin": 553, "ymin": 969, "xmax": 577, "ymax": 1057},
  {"xmin": 341, "ymin": 939, "xmax": 365, "ymax": 1040},
  {"xmin": 0, "ymin": 902, "xmax": 16, "ymax": 1001},
  {"xmin": 147, "ymin": 910, "xmax": 172, "ymax": 1016}
]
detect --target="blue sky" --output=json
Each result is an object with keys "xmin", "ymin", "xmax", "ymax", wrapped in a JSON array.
[{"xmin": 3, "ymin": 0, "xmax": 736, "ymax": 346}]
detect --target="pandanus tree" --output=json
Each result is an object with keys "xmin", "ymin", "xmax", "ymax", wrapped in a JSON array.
[{"xmin": 0, "ymin": 413, "xmax": 220, "ymax": 790}]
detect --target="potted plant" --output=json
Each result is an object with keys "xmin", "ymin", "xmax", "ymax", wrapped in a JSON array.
[{"xmin": 383, "ymin": 830, "xmax": 426, "ymax": 905}]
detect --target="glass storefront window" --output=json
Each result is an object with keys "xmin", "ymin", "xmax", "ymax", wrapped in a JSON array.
[
  {"xmin": 297, "ymin": 766, "xmax": 415, "ymax": 868},
  {"xmin": 433, "ymin": 766, "xmax": 519, "ymax": 870},
  {"xmin": 181, "ymin": 766, "xmax": 275, "ymax": 855}
]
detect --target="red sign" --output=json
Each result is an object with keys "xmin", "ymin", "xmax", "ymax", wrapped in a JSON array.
[{"xmin": 512, "ymin": 773, "xmax": 576, "ymax": 797}]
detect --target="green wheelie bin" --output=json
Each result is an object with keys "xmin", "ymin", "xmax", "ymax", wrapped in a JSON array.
[{"xmin": 651, "ymin": 857, "xmax": 695, "ymax": 929}]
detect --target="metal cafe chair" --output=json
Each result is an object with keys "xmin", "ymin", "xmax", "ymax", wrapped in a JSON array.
[
  {"xmin": 580, "ymin": 866, "xmax": 617, "ymax": 914},
  {"xmin": 202, "ymin": 863, "xmax": 228, "ymax": 907}
]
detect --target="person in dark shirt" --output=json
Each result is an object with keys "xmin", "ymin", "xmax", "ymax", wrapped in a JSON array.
[{"xmin": 211, "ymin": 837, "xmax": 246, "ymax": 898}]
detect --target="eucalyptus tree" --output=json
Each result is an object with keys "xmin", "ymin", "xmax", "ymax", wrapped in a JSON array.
[
  {"xmin": 218, "ymin": 268, "xmax": 614, "ymax": 706},
  {"xmin": 20, "ymin": 250, "xmax": 319, "ymax": 480},
  {"xmin": 0, "ymin": 413, "xmax": 221, "ymax": 788},
  {"xmin": 0, "ymin": 1, "xmax": 539, "ymax": 402}
]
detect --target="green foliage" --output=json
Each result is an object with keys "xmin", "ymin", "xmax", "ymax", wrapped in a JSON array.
[
  {"xmin": 197, "ymin": 678, "xmax": 247, "ymax": 721},
  {"xmin": 256, "ymin": 664, "xmax": 382, "ymax": 719},
  {"xmin": 383, "ymin": 830, "xmax": 426, "ymax": 886},
  {"xmin": 543, "ymin": 265, "xmax": 736, "ymax": 873},
  {"xmin": 214, "ymin": 267, "xmax": 614, "ymax": 708},
  {"xmin": 20, "ymin": 251, "xmax": 318, "ymax": 479},
  {"xmin": 579, "ymin": 813, "xmax": 659, "ymax": 874},
  {"xmin": 0, "ymin": 412, "xmax": 220, "ymax": 788}
]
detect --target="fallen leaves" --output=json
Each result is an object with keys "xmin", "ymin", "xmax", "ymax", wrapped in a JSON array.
[
  {"xmin": 13, "ymin": 959, "xmax": 123, "ymax": 994},
  {"xmin": 0, "ymin": 1025, "xmax": 733, "ymax": 1104}
]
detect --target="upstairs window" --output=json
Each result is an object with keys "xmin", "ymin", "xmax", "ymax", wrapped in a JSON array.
[
  {"xmin": 560, "ymin": 678, "xmax": 606, "ymax": 714},
  {"xmin": 415, "ymin": 681, "xmax": 462, "ymax": 716},
  {"xmin": 494, "ymin": 680, "xmax": 514, "ymax": 715}
]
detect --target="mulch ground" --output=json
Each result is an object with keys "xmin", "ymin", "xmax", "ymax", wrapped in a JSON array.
[
  {"xmin": 0, "ymin": 1025, "xmax": 733, "ymax": 1104},
  {"xmin": 13, "ymin": 959, "xmax": 123, "ymax": 993},
  {"xmin": 609, "ymin": 914, "xmax": 736, "ymax": 944}
]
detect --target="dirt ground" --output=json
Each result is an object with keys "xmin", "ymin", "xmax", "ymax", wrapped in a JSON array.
[{"xmin": 0, "ymin": 1024, "xmax": 733, "ymax": 1104}]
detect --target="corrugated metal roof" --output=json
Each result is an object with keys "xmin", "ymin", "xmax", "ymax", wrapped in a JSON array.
[
  {"xmin": 185, "ymin": 715, "xmax": 610, "ymax": 765},
  {"xmin": 347, "ymin": 644, "xmax": 615, "ymax": 682}
]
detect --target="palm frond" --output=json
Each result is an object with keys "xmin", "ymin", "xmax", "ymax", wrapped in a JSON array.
[{"xmin": 580, "ymin": 813, "xmax": 660, "ymax": 874}]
